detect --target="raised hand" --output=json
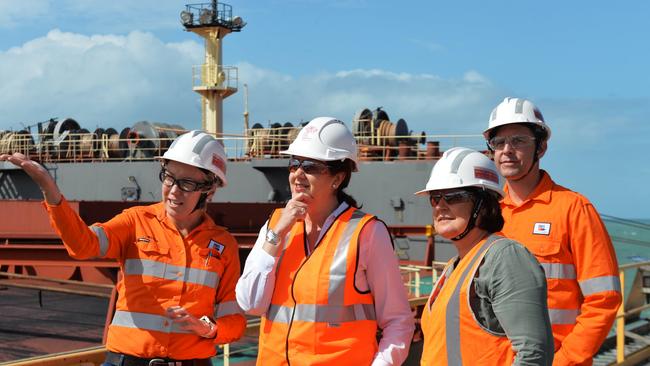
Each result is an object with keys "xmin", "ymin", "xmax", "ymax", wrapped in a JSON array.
[
  {"xmin": 273, "ymin": 192, "xmax": 312, "ymax": 238},
  {"xmin": 0, "ymin": 152, "xmax": 62, "ymax": 205}
]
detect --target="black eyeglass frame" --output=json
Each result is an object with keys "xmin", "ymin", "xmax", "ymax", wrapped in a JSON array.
[{"xmin": 159, "ymin": 169, "xmax": 214, "ymax": 192}]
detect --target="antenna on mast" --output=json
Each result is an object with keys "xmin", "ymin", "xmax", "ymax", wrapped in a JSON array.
[{"xmin": 243, "ymin": 83, "xmax": 249, "ymax": 132}]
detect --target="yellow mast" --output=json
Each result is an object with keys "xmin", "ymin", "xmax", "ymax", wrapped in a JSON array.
[{"xmin": 180, "ymin": 1, "xmax": 245, "ymax": 135}]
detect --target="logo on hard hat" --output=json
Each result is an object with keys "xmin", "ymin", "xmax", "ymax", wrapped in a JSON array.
[
  {"xmin": 212, "ymin": 154, "xmax": 226, "ymax": 174},
  {"xmin": 474, "ymin": 167, "xmax": 499, "ymax": 184},
  {"xmin": 301, "ymin": 125, "xmax": 318, "ymax": 141}
]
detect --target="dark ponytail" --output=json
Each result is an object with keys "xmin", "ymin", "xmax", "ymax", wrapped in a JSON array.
[{"xmin": 328, "ymin": 159, "xmax": 360, "ymax": 209}]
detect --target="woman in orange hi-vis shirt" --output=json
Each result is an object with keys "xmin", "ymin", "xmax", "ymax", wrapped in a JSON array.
[
  {"xmin": 0, "ymin": 130, "xmax": 245, "ymax": 366},
  {"xmin": 236, "ymin": 117, "xmax": 415, "ymax": 366},
  {"xmin": 416, "ymin": 147, "xmax": 553, "ymax": 366}
]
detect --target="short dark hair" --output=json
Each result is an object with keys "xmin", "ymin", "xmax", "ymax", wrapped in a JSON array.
[{"xmin": 467, "ymin": 188, "xmax": 504, "ymax": 233}]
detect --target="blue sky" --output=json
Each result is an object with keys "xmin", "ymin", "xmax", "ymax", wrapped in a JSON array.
[{"xmin": 1, "ymin": 1, "xmax": 648, "ymax": 218}]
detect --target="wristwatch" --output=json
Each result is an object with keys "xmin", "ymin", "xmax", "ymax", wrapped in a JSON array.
[
  {"xmin": 265, "ymin": 228, "xmax": 281, "ymax": 246},
  {"xmin": 199, "ymin": 315, "xmax": 217, "ymax": 338}
]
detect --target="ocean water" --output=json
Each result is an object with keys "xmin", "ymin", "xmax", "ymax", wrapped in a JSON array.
[
  {"xmin": 605, "ymin": 217, "xmax": 650, "ymax": 264},
  {"xmin": 604, "ymin": 216, "xmax": 650, "ymax": 306}
]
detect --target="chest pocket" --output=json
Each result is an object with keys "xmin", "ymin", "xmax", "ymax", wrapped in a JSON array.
[
  {"xmin": 525, "ymin": 239, "xmax": 562, "ymax": 258},
  {"xmin": 134, "ymin": 238, "xmax": 169, "ymax": 257}
]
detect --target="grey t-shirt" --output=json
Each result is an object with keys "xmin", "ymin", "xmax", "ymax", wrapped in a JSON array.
[{"xmin": 450, "ymin": 237, "xmax": 554, "ymax": 366}]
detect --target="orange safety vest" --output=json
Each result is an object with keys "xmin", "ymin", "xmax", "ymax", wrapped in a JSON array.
[
  {"xmin": 420, "ymin": 235, "xmax": 515, "ymax": 366},
  {"xmin": 257, "ymin": 207, "xmax": 378, "ymax": 366},
  {"xmin": 46, "ymin": 199, "xmax": 245, "ymax": 359},
  {"xmin": 501, "ymin": 171, "xmax": 621, "ymax": 365}
]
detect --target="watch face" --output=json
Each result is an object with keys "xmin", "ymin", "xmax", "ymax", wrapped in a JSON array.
[{"xmin": 266, "ymin": 229, "xmax": 279, "ymax": 245}]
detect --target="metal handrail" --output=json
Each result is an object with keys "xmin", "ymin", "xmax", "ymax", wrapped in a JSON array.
[
  {"xmin": 615, "ymin": 260, "xmax": 650, "ymax": 364},
  {"xmin": 0, "ymin": 131, "xmax": 487, "ymax": 164}
]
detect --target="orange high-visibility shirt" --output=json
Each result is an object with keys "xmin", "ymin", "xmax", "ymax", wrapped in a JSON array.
[
  {"xmin": 501, "ymin": 171, "xmax": 621, "ymax": 366},
  {"xmin": 45, "ymin": 197, "xmax": 246, "ymax": 359}
]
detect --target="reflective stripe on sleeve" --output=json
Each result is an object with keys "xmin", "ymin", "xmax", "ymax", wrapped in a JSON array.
[
  {"xmin": 548, "ymin": 308, "xmax": 580, "ymax": 325},
  {"xmin": 124, "ymin": 259, "xmax": 220, "ymax": 289},
  {"xmin": 214, "ymin": 300, "xmax": 244, "ymax": 318},
  {"xmin": 90, "ymin": 225, "xmax": 109, "ymax": 258},
  {"xmin": 111, "ymin": 310, "xmax": 192, "ymax": 334},
  {"xmin": 540, "ymin": 262, "xmax": 576, "ymax": 279},
  {"xmin": 579, "ymin": 275, "xmax": 621, "ymax": 296},
  {"xmin": 266, "ymin": 303, "xmax": 376, "ymax": 324}
]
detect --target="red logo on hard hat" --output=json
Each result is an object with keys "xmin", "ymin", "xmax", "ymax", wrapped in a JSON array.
[
  {"xmin": 212, "ymin": 154, "xmax": 226, "ymax": 174},
  {"xmin": 474, "ymin": 167, "xmax": 498, "ymax": 184},
  {"xmin": 301, "ymin": 125, "xmax": 318, "ymax": 140}
]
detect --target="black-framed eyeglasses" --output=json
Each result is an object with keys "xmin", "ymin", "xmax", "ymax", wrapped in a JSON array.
[
  {"xmin": 159, "ymin": 170, "xmax": 211, "ymax": 192},
  {"xmin": 429, "ymin": 191, "xmax": 474, "ymax": 206},
  {"xmin": 288, "ymin": 158, "xmax": 330, "ymax": 175},
  {"xmin": 487, "ymin": 135, "xmax": 535, "ymax": 150}
]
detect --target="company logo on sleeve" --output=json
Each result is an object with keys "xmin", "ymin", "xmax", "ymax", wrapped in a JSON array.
[{"xmin": 532, "ymin": 222, "xmax": 551, "ymax": 235}]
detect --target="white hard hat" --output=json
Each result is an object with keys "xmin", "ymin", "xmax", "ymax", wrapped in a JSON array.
[
  {"xmin": 160, "ymin": 130, "xmax": 228, "ymax": 187},
  {"xmin": 483, "ymin": 97, "xmax": 551, "ymax": 140},
  {"xmin": 280, "ymin": 117, "xmax": 359, "ymax": 171},
  {"xmin": 415, "ymin": 147, "xmax": 504, "ymax": 197}
]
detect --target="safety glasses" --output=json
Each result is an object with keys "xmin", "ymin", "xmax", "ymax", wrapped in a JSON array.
[
  {"xmin": 159, "ymin": 170, "xmax": 211, "ymax": 192},
  {"xmin": 429, "ymin": 191, "xmax": 474, "ymax": 206},
  {"xmin": 288, "ymin": 158, "xmax": 330, "ymax": 175},
  {"xmin": 488, "ymin": 135, "xmax": 535, "ymax": 150}
]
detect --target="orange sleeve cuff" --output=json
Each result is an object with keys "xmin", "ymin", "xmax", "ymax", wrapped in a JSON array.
[{"xmin": 214, "ymin": 314, "xmax": 246, "ymax": 345}]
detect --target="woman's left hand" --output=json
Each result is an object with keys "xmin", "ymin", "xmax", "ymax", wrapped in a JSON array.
[{"xmin": 166, "ymin": 306, "xmax": 216, "ymax": 338}]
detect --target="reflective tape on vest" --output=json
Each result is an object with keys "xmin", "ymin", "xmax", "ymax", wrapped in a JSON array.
[
  {"xmin": 214, "ymin": 300, "xmax": 244, "ymax": 318},
  {"xmin": 540, "ymin": 262, "xmax": 576, "ymax": 279},
  {"xmin": 267, "ymin": 303, "xmax": 376, "ymax": 324},
  {"xmin": 111, "ymin": 310, "xmax": 193, "ymax": 334},
  {"xmin": 548, "ymin": 308, "xmax": 580, "ymax": 325},
  {"xmin": 90, "ymin": 225, "xmax": 109, "ymax": 258},
  {"xmin": 579, "ymin": 275, "xmax": 621, "ymax": 296},
  {"xmin": 446, "ymin": 236, "xmax": 498, "ymax": 366},
  {"xmin": 124, "ymin": 258, "xmax": 220, "ymax": 289},
  {"xmin": 328, "ymin": 209, "xmax": 367, "ymax": 304}
]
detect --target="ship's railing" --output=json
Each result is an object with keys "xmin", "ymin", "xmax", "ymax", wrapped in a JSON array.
[
  {"xmin": 181, "ymin": 2, "xmax": 244, "ymax": 31},
  {"xmin": 192, "ymin": 64, "xmax": 238, "ymax": 91},
  {"xmin": 0, "ymin": 129, "xmax": 486, "ymax": 164},
  {"xmin": 400, "ymin": 262, "xmax": 447, "ymax": 298},
  {"xmin": 614, "ymin": 260, "xmax": 650, "ymax": 364}
]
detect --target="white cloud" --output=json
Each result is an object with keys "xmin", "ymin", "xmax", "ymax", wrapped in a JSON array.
[
  {"xmin": 0, "ymin": 29, "xmax": 203, "ymax": 132},
  {"xmin": 231, "ymin": 64, "xmax": 504, "ymax": 139}
]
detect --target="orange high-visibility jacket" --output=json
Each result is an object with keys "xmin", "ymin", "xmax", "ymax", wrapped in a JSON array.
[
  {"xmin": 45, "ymin": 197, "xmax": 246, "ymax": 359},
  {"xmin": 501, "ymin": 171, "xmax": 622, "ymax": 365},
  {"xmin": 257, "ymin": 207, "xmax": 378, "ymax": 366},
  {"xmin": 420, "ymin": 235, "xmax": 516, "ymax": 366}
]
